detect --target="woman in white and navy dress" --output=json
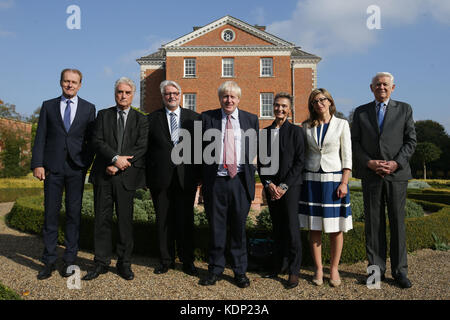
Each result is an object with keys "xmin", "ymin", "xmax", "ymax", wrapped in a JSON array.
[{"xmin": 299, "ymin": 88, "xmax": 352, "ymax": 287}]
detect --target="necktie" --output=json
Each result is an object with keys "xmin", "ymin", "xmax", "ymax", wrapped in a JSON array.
[
  {"xmin": 170, "ymin": 112, "xmax": 178, "ymax": 145},
  {"xmin": 377, "ymin": 102, "xmax": 386, "ymax": 132},
  {"xmin": 223, "ymin": 115, "xmax": 237, "ymax": 178},
  {"xmin": 117, "ymin": 110, "xmax": 125, "ymax": 153},
  {"xmin": 64, "ymin": 100, "xmax": 71, "ymax": 131}
]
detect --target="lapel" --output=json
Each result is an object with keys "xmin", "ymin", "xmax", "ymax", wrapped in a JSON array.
[
  {"xmin": 108, "ymin": 106, "xmax": 118, "ymax": 145},
  {"xmin": 157, "ymin": 108, "xmax": 172, "ymax": 143},
  {"xmin": 68, "ymin": 97, "xmax": 84, "ymax": 134},
  {"xmin": 321, "ymin": 115, "xmax": 337, "ymax": 147},
  {"xmin": 367, "ymin": 101, "xmax": 380, "ymax": 135},
  {"xmin": 380, "ymin": 99, "xmax": 397, "ymax": 136},
  {"xmin": 53, "ymin": 97, "xmax": 67, "ymax": 132},
  {"xmin": 278, "ymin": 120, "xmax": 290, "ymax": 151}
]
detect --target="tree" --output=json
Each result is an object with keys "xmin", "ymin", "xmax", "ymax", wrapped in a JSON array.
[
  {"xmin": 0, "ymin": 128, "xmax": 30, "ymax": 177},
  {"xmin": 414, "ymin": 142, "xmax": 442, "ymax": 179},
  {"xmin": 412, "ymin": 120, "xmax": 450, "ymax": 178}
]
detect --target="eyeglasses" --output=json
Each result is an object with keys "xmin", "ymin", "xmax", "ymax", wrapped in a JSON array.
[
  {"xmin": 313, "ymin": 97, "xmax": 328, "ymax": 104},
  {"xmin": 164, "ymin": 92, "xmax": 179, "ymax": 97}
]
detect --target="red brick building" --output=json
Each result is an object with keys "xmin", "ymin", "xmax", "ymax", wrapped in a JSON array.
[{"xmin": 137, "ymin": 15, "xmax": 321, "ymax": 127}]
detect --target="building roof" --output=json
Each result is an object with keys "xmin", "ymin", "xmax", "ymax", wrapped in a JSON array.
[{"xmin": 137, "ymin": 15, "xmax": 321, "ymax": 64}]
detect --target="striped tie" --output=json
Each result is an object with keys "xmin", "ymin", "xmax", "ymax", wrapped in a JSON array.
[{"xmin": 170, "ymin": 112, "xmax": 178, "ymax": 145}]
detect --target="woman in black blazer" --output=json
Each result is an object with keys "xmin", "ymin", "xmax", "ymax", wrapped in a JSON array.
[{"xmin": 259, "ymin": 92, "xmax": 305, "ymax": 289}]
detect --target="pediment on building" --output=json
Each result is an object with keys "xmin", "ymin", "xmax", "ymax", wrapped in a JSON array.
[{"xmin": 163, "ymin": 15, "xmax": 294, "ymax": 48}]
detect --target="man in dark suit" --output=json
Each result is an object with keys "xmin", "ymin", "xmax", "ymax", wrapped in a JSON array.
[
  {"xmin": 82, "ymin": 77, "xmax": 148, "ymax": 281},
  {"xmin": 146, "ymin": 80, "xmax": 200, "ymax": 276},
  {"xmin": 351, "ymin": 72, "xmax": 416, "ymax": 288},
  {"xmin": 31, "ymin": 68, "xmax": 95, "ymax": 280},
  {"xmin": 258, "ymin": 92, "xmax": 305, "ymax": 289},
  {"xmin": 199, "ymin": 81, "xmax": 259, "ymax": 288}
]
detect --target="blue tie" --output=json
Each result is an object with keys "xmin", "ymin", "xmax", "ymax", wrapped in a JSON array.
[
  {"xmin": 64, "ymin": 100, "xmax": 72, "ymax": 131},
  {"xmin": 377, "ymin": 102, "xmax": 385, "ymax": 132}
]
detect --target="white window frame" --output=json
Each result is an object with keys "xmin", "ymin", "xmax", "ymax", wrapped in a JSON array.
[
  {"xmin": 222, "ymin": 58, "xmax": 234, "ymax": 77},
  {"xmin": 260, "ymin": 93, "xmax": 274, "ymax": 118},
  {"xmin": 260, "ymin": 58, "xmax": 273, "ymax": 77},
  {"xmin": 183, "ymin": 93, "xmax": 196, "ymax": 111},
  {"xmin": 184, "ymin": 58, "xmax": 196, "ymax": 78}
]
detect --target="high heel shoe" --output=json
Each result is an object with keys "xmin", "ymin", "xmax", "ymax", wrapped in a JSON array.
[
  {"xmin": 312, "ymin": 277, "xmax": 323, "ymax": 286},
  {"xmin": 329, "ymin": 278, "xmax": 342, "ymax": 287}
]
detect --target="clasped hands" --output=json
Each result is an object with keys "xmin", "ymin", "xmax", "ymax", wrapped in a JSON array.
[
  {"xmin": 367, "ymin": 160, "xmax": 398, "ymax": 178},
  {"xmin": 106, "ymin": 156, "xmax": 133, "ymax": 176},
  {"xmin": 267, "ymin": 183, "xmax": 286, "ymax": 201}
]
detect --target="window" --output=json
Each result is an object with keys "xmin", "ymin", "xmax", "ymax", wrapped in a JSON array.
[
  {"xmin": 183, "ymin": 93, "xmax": 196, "ymax": 111},
  {"xmin": 260, "ymin": 93, "xmax": 274, "ymax": 117},
  {"xmin": 260, "ymin": 58, "xmax": 273, "ymax": 77},
  {"xmin": 221, "ymin": 29, "xmax": 235, "ymax": 42},
  {"xmin": 222, "ymin": 58, "xmax": 234, "ymax": 77},
  {"xmin": 184, "ymin": 58, "xmax": 196, "ymax": 77}
]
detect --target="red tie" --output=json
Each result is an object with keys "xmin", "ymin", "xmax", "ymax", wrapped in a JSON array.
[{"xmin": 224, "ymin": 115, "xmax": 237, "ymax": 178}]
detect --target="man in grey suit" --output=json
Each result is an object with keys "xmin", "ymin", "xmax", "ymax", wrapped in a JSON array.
[{"xmin": 351, "ymin": 72, "xmax": 416, "ymax": 288}]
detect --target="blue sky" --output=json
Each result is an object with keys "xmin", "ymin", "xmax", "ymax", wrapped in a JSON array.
[{"xmin": 1, "ymin": 0, "xmax": 449, "ymax": 133}]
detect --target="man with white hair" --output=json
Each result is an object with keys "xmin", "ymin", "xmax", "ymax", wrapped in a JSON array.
[
  {"xmin": 83, "ymin": 77, "xmax": 148, "ymax": 281},
  {"xmin": 351, "ymin": 72, "xmax": 416, "ymax": 289}
]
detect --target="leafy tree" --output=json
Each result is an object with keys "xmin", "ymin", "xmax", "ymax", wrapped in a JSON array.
[
  {"xmin": 414, "ymin": 142, "xmax": 442, "ymax": 179},
  {"xmin": 0, "ymin": 128, "xmax": 30, "ymax": 177}
]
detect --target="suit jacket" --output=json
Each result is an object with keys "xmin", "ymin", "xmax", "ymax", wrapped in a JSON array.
[
  {"xmin": 31, "ymin": 96, "xmax": 96, "ymax": 172},
  {"xmin": 303, "ymin": 116, "xmax": 352, "ymax": 172},
  {"xmin": 351, "ymin": 99, "xmax": 416, "ymax": 181},
  {"xmin": 201, "ymin": 108, "xmax": 259, "ymax": 201},
  {"xmin": 259, "ymin": 120, "xmax": 305, "ymax": 188},
  {"xmin": 146, "ymin": 107, "xmax": 201, "ymax": 191},
  {"xmin": 89, "ymin": 106, "xmax": 148, "ymax": 190}
]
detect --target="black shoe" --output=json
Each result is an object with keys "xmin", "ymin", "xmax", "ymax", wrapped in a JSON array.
[
  {"xmin": 199, "ymin": 273, "xmax": 220, "ymax": 286},
  {"xmin": 82, "ymin": 265, "xmax": 108, "ymax": 281},
  {"xmin": 285, "ymin": 274, "xmax": 299, "ymax": 289},
  {"xmin": 261, "ymin": 272, "xmax": 278, "ymax": 279},
  {"xmin": 154, "ymin": 263, "xmax": 174, "ymax": 275},
  {"xmin": 234, "ymin": 273, "xmax": 250, "ymax": 288},
  {"xmin": 37, "ymin": 264, "xmax": 55, "ymax": 280},
  {"xmin": 182, "ymin": 262, "xmax": 198, "ymax": 276},
  {"xmin": 60, "ymin": 263, "xmax": 76, "ymax": 278},
  {"xmin": 117, "ymin": 264, "xmax": 134, "ymax": 280},
  {"xmin": 394, "ymin": 275, "xmax": 412, "ymax": 289}
]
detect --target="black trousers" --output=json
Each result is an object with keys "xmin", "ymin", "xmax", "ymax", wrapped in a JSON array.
[
  {"xmin": 150, "ymin": 171, "xmax": 197, "ymax": 266},
  {"xmin": 93, "ymin": 178, "xmax": 135, "ymax": 267},
  {"xmin": 42, "ymin": 158, "xmax": 86, "ymax": 265},
  {"xmin": 266, "ymin": 185, "xmax": 302, "ymax": 276},
  {"xmin": 362, "ymin": 178, "xmax": 408, "ymax": 278},
  {"xmin": 204, "ymin": 173, "xmax": 251, "ymax": 275}
]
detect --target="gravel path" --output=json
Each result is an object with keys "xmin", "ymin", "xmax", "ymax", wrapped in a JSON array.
[{"xmin": 0, "ymin": 202, "xmax": 449, "ymax": 300}]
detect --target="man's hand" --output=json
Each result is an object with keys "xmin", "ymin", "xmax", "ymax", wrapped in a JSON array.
[
  {"xmin": 367, "ymin": 160, "xmax": 398, "ymax": 177},
  {"xmin": 267, "ymin": 183, "xmax": 281, "ymax": 201},
  {"xmin": 114, "ymin": 156, "xmax": 133, "ymax": 171},
  {"xmin": 275, "ymin": 186, "xmax": 287, "ymax": 200},
  {"xmin": 106, "ymin": 165, "xmax": 119, "ymax": 176},
  {"xmin": 33, "ymin": 167, "xmax": 46, "ymax": 181}
]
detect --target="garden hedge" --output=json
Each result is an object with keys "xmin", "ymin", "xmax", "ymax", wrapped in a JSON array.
[{"xmin": 6, "ymin": 193, "xmax": 449, "ymax": 268}]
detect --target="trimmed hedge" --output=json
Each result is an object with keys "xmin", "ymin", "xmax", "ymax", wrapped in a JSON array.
[{"xmin": 6, "ymin": 191, "xmax": 450, "ymax": 266}]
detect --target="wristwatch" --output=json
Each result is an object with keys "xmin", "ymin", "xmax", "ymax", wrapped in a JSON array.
[
  {"xmin": 264, "ymin": 180, "xmax": 273, "ymax": 188},
  {"xmin": 279, "ymin": 183, "xmax": 289, "ymax": 191},
  {"xmin": 111, "ymin": 155, "xmax": 119, "ymax": 164}
]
